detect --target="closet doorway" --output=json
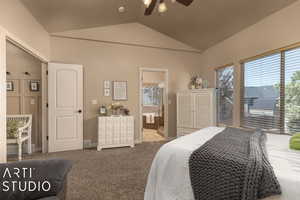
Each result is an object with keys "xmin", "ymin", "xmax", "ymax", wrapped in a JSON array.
[
  {"xmin": 6, "ymin": 40, "xmax": 47, "ymax": 159},
  {"xmin": 139, "ymin": 68, "xmax": 168, "ymax": 142}
]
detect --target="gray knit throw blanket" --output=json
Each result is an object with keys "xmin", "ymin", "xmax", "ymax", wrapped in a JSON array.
[{"xmin": 189, "ymin": 127, "xmax": 281, "ymax": 200}]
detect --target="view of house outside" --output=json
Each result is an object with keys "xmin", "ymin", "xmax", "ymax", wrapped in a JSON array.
[{"xmin": 243, "ymin": 48, "xmax": 300, "ymax": 135}]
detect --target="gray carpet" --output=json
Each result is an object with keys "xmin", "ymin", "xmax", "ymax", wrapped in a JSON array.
[{"xmin": 22, "ymin": 142, "xmax": 165, "ymax": 200}]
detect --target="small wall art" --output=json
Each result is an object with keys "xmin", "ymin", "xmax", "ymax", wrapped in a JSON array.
[
  {"xmin": 6, "ymin": 81, "xmax": 14, "ymax": 91},
  {"xmin": 30, "ymin": 80, "xmax": 40, "ymax": 92},
  {"xmin": 103, "ymin": 80, "xmax": 111, "ymax": 97}
]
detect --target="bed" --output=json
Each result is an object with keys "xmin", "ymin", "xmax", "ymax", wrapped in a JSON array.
[{"xmin": 144, "ymin": 127, "xmax": 300, "ymax": 200}]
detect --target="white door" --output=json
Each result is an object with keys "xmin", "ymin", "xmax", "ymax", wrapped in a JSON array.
[{"xmin": 48, "ymin": 63, "xmax": 83, "ymax": 152}]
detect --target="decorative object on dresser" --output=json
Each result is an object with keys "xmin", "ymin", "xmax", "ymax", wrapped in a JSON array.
[
  {"xmin": 189, "ymin": 75, "xmax": 203, "ymax": 89},
  {"xmin": 177, "ymin": 89, "xmax": 216, "ymax": 137},
  {"xmin": 97, "ymin": 116, "xmax": 134, "ymax": 151},
  {"xmin": 99, "ymin": 104, "xmax": 108, "ymax": 116},
  {"xmin": 108, "ymin": 102, "xmax": 123, "ymax": 116}
]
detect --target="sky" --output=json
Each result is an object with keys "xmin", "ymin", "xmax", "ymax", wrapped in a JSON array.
[{"xmin": 245, "ymin": 47, "xmax": 300, "ymax": 87}]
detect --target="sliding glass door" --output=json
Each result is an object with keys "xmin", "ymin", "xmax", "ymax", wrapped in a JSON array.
[{"xmin": 216, "ymin": 66, "xmax": 234, "ymax": 126}]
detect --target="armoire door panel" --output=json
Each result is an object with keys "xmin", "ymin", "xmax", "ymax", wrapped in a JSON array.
[
  {"xmin": 177, "ymin": 89, "xmax": 216, "ymax": 137},
  {"xmin": 177, "ymin": 93, "xmax": 193, "ymax": 128}
]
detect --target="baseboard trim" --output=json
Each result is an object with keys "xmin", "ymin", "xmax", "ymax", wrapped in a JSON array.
[{"xmin": 7, "ymin": 144, "xmax": 41, "ymax": 155}]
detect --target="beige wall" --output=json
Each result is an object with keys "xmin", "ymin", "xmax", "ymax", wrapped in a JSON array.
[
  {"xmin": 6, "ymin": 41, "xmax": 42, "ymax": 151},
  {"xmin": 0, "ymin": 0, "xmax": 50, "ymax": 59},
  {"xmin": 50, "ymin": 36, "xmax": 200, "ymax": 143},
  {"xmin": 197, "ymin": 1, "xmax": 300, "ymax": 127},
  {"xmin": 143, "ymin": 71, "xmax": 166, "ymax": 84}
]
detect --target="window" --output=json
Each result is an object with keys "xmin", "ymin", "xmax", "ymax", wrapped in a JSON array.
[
  {"xmin": 143, "ymin": 86, "xmax": 162, "ymax": 106},
  {"xmin": 216, "ymin": 66, "xmax": 234, "ymax": 126},
  {"xmin": 242, "ymin": 53, "xmax": 281, "ymax": 133},
  {"xmin": 241, "ymin": 46, "xmax": 300, "ymax": 135},
  {"xmin": 284, "ymin": 48, "xmax": 300, "ymax": 134}
]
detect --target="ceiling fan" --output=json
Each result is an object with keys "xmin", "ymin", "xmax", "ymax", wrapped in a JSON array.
[{"xmin": 143, "ymin": 0, "xmax": 194, "ymax": 16}]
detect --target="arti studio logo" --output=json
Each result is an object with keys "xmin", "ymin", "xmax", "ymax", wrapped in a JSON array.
[{"xmin": 1, "ymin": 167, "xmax": 51, "ymax": 192}]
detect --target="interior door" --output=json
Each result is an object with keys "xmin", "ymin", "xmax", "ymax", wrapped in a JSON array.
[{"xmin": 48, "ymin": 63, "xmax": 83, "ymax": 152}]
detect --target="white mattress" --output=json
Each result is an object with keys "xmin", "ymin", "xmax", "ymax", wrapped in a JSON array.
[{"xmin": 144, "ymin": 127, "xmax": 300, "ymax": 200}]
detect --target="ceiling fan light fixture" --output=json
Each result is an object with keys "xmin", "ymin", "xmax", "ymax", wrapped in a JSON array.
[
  {"xmin": 158, "ymin": 1, "xmax": 167, "ymax": 13},
  {"xmin": 143, "ymin": 0, "xmax": 152, "ymax": 8},
  {"xmin": 118, "ymin": 6, "xmax": 126, "ymax": 13}
]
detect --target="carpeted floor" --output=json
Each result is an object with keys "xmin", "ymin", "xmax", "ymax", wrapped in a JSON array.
[{"xmin": 20, "ymin": 142, "xmax": 165, "ymax": 200}]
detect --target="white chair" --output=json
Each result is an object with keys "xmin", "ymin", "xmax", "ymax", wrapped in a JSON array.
[{"xmin": 7, "ymin": 115, "xmax": 32, "ymax": 160}]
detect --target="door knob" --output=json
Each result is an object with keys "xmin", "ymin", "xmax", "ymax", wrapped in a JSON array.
[{"xmin": 78, "ymin": 110, "xmax": 82, "ymax": 113}]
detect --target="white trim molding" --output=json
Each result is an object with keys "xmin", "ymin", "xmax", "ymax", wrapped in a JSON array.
[{"xmin": 0, "ymin": 28, "xmax": 7, "ymax": 163}]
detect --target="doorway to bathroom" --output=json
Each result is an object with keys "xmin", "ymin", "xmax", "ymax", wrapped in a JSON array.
[{"xmin": 139, "ymin": 68, "xmax": 168, "ymax": 142}]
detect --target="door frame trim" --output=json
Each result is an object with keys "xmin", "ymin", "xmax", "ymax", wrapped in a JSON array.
[
  {"xmin": 0, "ymin": 25, "xmax": 49, "ymax": 162},
  {"xmin": 139, "ymin": 67, "xmax": 169, "ymax": 143}
]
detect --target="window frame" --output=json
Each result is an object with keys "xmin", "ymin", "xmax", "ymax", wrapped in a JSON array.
[
  {"xmin": 142, "ymin": 85, "xmax": 161, "ymax": 107},
  {"xmin": 240, "ymin": 44, "xmax": 300, "ymax": 135},
  {"xmin": 215, "ymin": 63, "xmax": 235, "ymax": 126}
]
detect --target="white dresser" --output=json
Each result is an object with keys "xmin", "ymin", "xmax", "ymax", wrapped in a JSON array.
[
  {"xmin": 177, "ymin": 89, "xmax": 216, "ymax": 137},
  {"xmin": 97, "ymin": 116, "xmax": 134, "ymax": 151}
]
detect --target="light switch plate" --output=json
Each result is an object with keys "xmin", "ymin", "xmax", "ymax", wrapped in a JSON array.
[{"xmin": 30, "ymin": 99, "xmax": 35, "ymax": 105}]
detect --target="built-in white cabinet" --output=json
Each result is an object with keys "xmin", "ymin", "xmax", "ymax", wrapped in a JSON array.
[
  {"xmin": 177, "ymin": 89, "xmax": 216, "ymax": 137},
  {"xmin": 97, "ymin": 116, "xmax": 134, "ymax": 151}
]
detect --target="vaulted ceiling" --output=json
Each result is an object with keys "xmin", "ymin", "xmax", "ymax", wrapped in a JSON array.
[{"xmin": 21, "ymin": 0, "xmax": 297, "ymax": 51}]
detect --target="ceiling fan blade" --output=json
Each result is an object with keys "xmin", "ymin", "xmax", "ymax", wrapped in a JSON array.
[
  {"xmin": 144, "ymin": 0, "xmax": 158, "ymax": 16},
  {"xmin": 176, "ymin": 0, "xmax": 194, "ymax": 6}
]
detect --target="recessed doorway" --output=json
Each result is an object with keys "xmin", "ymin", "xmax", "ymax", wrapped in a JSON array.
[{"xmin": 139, "ymin": 68, "xmax": 168, "ymax": 142}]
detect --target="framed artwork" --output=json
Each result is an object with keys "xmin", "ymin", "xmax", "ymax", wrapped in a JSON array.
[
  {"xmin": 104, "ymin": 88, "xmax": 110, "ymax": 97},
  {"xmin": 30, "ymin": 81, "xmax": 40, "ymax": 92},
  {"xmin": 104, "ymin": 80, "xmax": 110, "ymax": 89},
  {"xmin": 113, "ymin": 81, "xmax": 127, "ymax": 101},
  {"xmin": 6, "ymin": 81, "xmax": 14, "ymax": 91}
]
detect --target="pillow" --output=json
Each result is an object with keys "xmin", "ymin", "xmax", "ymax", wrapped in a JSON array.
[
  {"xmin": 7, "ymin": 120, "xmax": 26, "ymax": 139},
  {"xmin": 290, "ymin": 133, "xmax": 300, "ymax": 150}
]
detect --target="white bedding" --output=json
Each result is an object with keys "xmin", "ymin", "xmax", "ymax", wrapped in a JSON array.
[{"xmin": 144, "ymin": 127, "xmax": 300, "ymax": 200}]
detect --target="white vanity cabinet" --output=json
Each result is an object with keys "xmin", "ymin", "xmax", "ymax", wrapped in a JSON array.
[{"xmin": 97, "ymin": 116, "xmax": 134, "ymax": 151}]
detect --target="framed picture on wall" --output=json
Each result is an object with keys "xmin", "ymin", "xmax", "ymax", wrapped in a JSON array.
[
  {"xmin": 30, "ymin": 81, "xmax": 40, "ymax": 92},
  {"xmin": 113, "ymin": 81, "xmax": 128, "ymax": 101},
  {"xmin": 104, "ymin": 80, "xmax": 110, "ymax": 89},
  {"xmin": 104, "ymin": 88, "xmax": 110, "ymax": 97},
  {"xmin": 6, "ymin": 81, "xmax": 14, "ymax": 91}
]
